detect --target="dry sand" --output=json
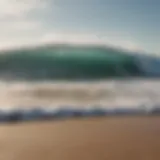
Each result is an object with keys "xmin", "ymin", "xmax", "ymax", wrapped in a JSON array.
[{"xmin": 0, "ymin": 116, "xmax": 160, "ymax": 160}]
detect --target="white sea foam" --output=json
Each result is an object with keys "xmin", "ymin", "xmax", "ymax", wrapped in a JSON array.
[{"xmin": 0, "ymin": 79, "xmax": 160, "ymax": 110}]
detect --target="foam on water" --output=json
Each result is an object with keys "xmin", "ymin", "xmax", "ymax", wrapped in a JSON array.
[{"xmin": 1, "ymin": 79, "xmax": 160, "ymax": 110}]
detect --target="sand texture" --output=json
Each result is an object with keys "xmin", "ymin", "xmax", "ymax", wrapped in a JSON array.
[{"xmin": 0, "ymin": 116, "xmax": 160, "ymax": 160}]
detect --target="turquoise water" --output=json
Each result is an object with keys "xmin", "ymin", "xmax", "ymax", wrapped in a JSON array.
[{"xmin": 0, "ymin": 45, "xmax": 143, "ymax": 80}]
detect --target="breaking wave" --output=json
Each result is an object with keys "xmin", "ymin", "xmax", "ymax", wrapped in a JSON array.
[{"xmin": 0, "ymin": 44, "xmax": 146, "ymax": 80}]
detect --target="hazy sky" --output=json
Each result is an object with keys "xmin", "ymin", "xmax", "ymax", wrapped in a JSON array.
[{"xmin": 0, "ymin": 0, "xmax": 159, "ymax": 54}]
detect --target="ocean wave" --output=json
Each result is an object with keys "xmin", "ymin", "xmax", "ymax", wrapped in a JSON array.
[{"xmin": 0, "ymin": 44, "xmax": 143, "ymax": 80}]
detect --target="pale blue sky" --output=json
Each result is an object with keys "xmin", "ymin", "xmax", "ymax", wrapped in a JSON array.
[{"xmin": 0, "ymin": 0, "xmax": 159, "ymax": 53}]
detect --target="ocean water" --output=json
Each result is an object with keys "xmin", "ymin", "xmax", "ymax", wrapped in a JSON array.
[
  {"xmin": 0, "ymin": 44, "xmax": 143, "ymax": 80},
  {"xmin": 0, "ymin": 44, "xmax": 160, "ymax": 110}
]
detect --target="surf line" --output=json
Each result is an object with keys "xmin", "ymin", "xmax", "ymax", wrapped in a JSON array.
[{"xmin": 0, "ymin": 106, "xmax": 159, "ymax": 123}]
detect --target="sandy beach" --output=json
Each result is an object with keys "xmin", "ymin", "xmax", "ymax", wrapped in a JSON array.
[{"xmin": 0, "ymin": 116, "xmax": 160, "ymax": 160}]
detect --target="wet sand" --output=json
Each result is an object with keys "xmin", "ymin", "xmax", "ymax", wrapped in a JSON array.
[{"xmin": 0, "ymin": 116, "xmax": 160, "ymax": 160}]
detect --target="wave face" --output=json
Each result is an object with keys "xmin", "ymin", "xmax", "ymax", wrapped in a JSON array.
[{"xmin": 0, "ymin": 45, "xmax": 144, "ymax": 80}]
